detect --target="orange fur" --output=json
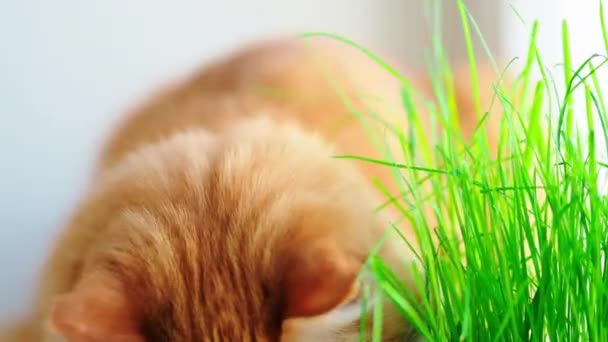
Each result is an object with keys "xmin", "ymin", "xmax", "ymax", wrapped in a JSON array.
[{"xmin": 1, "ymin": 37, "xmax": 505, "ymax": 341}]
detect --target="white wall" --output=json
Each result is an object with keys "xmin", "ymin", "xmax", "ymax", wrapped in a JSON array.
[{"xmin": 0, "ymin": 0, "xmax": 437, "ymax": 320}]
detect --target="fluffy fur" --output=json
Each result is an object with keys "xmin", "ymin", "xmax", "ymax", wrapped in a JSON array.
[{"xmin": 1, "ymin": 37, "xmax": 503, "ymax": 341}]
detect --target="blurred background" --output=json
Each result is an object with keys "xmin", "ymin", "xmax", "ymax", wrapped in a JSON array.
[{"xmin": 0, "ymin": 0, "xmax": 605, "ymax": 320}]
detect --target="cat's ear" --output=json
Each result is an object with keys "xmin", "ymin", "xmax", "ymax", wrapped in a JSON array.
[
  {"xmin": 281, "ymin": 241, "xmax": 363, "ymax": 318},
  {"xmin": 47, "ymin": 273, "xmax": 144, "ymax": 342},
  {"xmin": 279, "ymin": 241, "xmax": 373, "ymax": 340}
]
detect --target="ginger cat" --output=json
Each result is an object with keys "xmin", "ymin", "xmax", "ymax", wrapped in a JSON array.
[{"xmin": 1, "ymin": 36, "xmax": 504, "ymax": 341}]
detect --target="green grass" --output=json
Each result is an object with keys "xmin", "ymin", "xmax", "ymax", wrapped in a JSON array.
[{"xmin": 306, "ymin": 0, "xmax": 608, "ymax": 340}]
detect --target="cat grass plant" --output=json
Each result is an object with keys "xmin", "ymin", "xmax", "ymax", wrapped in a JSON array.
[{"xmin": 308, "ymin": 0, "xmax": 608, "ymax": 340}]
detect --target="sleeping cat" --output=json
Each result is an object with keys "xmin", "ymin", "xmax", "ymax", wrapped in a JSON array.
[{"xmin": 1, "ymin": 36, "xmax": 503, "ymax": 341}]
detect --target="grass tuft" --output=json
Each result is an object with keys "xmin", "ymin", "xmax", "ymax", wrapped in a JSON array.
[{"xmin": 308, "ymin": 0, "xmax": 608, "ymax": 340}]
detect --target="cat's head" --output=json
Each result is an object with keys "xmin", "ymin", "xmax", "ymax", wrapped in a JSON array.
[{"xmin": 47, "ymin": 116, "xmax": 419, "ymax": 341}]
